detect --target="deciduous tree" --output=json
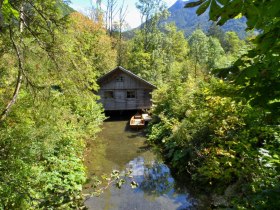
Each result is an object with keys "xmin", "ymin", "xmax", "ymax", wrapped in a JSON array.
[{"xmin": 188, "ymin": 29, "xmax": 209, "ymax": 77}]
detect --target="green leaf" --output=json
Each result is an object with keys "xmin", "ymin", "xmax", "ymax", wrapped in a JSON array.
[
  {"xmin": 196, "ymin": 1, "xmax": 211, "ymax": 16},
  {"xmin": 236, "ymin": 66, "xmax": 259, "ymax": 84},
  {"xmin": 217, "ymin": 16, "xmax": 228, "ymax": 25},
  {"xmin": 116, "ymin": 179, "xmax": 125, "ymax": 189},
  {"xmin": 130, "ymin": 181, "xmax": 138, "ymax": 189},
  {"xmin": 226, "ymin": 0, "xmax": 243, "ymax": 19},
  {"xmin": 217, "ymin": 0, "xmax": 230, "ymax": 6},
  {"xmin": 2, "ymin": 0, "xmax": 19, "ymax": 20},
  {"xmin": 185, "ymin": 0, "xmax": 205, "ymax": 8},
  {"xmin": 209, "ymin": 0, "xmax": 222, "ymax": 21},
  {"xmin": 244, "ymin": 2, "xmax": 259, "ymax": 29},
  {"xmin": 265, "ymin": 0, "xmax": 280, "ymax": 17}
]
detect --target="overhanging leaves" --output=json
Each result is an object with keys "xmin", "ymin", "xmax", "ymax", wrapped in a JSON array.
[
  {"xmin": 196, "ymin": 1, "xmax": 210, "ymax": 16},
  {"xmin": 2, "ymin": 0, "xmax": 19, "ymax": 21},
  {"xmin": 185, "ymin": 0, "xmax": 205, "ymax": 8}
]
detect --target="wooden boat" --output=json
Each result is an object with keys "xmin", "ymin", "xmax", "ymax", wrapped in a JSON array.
[{"xmin": 130, "ymin": 114, "xmax": 145, "ymax": 129}]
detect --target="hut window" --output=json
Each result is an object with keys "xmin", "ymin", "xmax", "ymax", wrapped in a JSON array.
[
  {"xmin": 127, "ymin": 91, "xmax": 136, "ymax": 98},
  {"xmin": 104, "ymin": 91, "xmax": 114, "ymax": 99},
  {"xmin": 116, "ymin": 76, "xmax": 124, "ymax": 82}
]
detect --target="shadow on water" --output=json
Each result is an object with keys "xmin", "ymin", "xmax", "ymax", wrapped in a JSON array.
[
  {"xmin": 83, "ymin": 111, "xmax": 195, "ymax": 210},
  {"xmin": 136, "ymin": 145, "xmax": 152, "ymax": 153},
  {"xmin": 104, "ymin": 110, "xmax": 138, "ymax": 121}
]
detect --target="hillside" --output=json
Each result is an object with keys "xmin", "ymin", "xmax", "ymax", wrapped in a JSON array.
[
  {"xmin": 164, "ymin": 0, "xmax": 247, "ymax": 38},
  {"xmin": 57, "ymin": 1, "xmax": 75, "ymax": 15}
]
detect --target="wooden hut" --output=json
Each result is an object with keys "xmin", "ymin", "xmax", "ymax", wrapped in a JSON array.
[{"xmin": 97, "ymin": 66, "xmax": 156, "ymax": 111}]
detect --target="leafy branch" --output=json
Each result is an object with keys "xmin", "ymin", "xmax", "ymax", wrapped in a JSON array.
[
  {"xmin": 84, "ymin": 169, "xmax": 138, "ymax": 199},
  {"xmin": 0, "ymin": 9, "xmax": 24, "ymax": 122}
]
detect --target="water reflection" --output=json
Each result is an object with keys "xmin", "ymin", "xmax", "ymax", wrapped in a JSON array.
[
  {"xmin": 132, "ymin": 160, "xmax": 174, "ymax": 196},
  {"xmin": 84, "ymin": 120, "xmax": 193, "ymax": 210}
]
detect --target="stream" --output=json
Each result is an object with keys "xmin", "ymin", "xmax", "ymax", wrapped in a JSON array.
[{"xmin": 83, "ymin": 117, "xmax": 196, "ymax": 210}]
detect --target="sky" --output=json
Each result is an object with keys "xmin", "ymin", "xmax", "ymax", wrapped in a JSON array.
[{"xmin": 70, "ymin": 0, "xmax": 178, "ymax": 29}]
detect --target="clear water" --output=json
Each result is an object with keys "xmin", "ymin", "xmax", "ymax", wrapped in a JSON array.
[{"xmin": 83, "ymin": 120, "xmax": 194, "ymax": 210}]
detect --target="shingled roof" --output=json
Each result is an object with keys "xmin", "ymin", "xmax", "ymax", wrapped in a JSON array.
[{"xmin": 97, "ymin": 66, "xmax": 156, "ymax": 89}]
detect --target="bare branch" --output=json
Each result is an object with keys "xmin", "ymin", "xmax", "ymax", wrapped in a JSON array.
[{"xmin": 0, "ymin": 23, "xmax": 24, "ymax": 121}]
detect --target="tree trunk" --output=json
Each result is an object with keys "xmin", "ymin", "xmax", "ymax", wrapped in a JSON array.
[
  {"xmin": 0, "ymin": 0, "xmax": 4, "ymax": 30},
  {"xmin": 0, "ymin": 6, "xmax": 24, "ymax": 122}
]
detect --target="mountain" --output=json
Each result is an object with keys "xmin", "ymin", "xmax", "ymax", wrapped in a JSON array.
[
  {"xmin": 57, "ymin": 1, "xmax": 75, "ymax": 16},
  {"xmin": 163, "ymin": 0, "xmax": 247, "ymax": 38}
]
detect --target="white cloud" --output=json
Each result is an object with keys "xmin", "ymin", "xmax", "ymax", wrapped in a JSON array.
[{"xmin": 126, "ymin": 7, "xmax": 141, "ymax": 29}]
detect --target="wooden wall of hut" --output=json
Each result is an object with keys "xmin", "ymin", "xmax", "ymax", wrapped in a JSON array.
[{"xmin": 97, "ymin": 67, "xmax": 156, "ymax": 111}]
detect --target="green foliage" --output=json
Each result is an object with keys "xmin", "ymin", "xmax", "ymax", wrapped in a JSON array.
[
  {"xmin": 223, "ymin": 31, "xmax": 246, "ymax": 56},
  {"xmin": 1, "ymin": 0, "xmax": 277, "ymax": 209},
  {"xmin": 186, "ymin": 0, "xmax": 280, "ymax": 116},
  {"xmin": 148, "ymin": 78, "xmax": 280, "ymax": 208},
  {"xmin": 207, "ymin": 36, "xmax": 226, "ymax": 69},
  {"xmin": 2, "ymin": 0, "xmax": 19, "ymax": 21},
  {"xmin": 128, "ymin": 0, "xmax": 279, "ymax": 209},
  {"xmin": 0, "ymin": 90, "xmax": 92, "ymax": 209},
  {"xmin": 188, "ymin": 29, "xmax": 238, "ymax": 76},
  {"xmin": 0, "ymin": 2, "xmax": 114, "ymax": 209},
  {"xmin": 123, "ymin": 0, "xmax": 192, "ymax": 85},
  {"xmin": 188, "ymin": 29, "xmax": 209, "ymax": 75},
  {"xmin": 65, "ymin": 12, "xmax": 117, "ymax": 76},
  {"xmin": 147, "ymin": 0, "xmax": 279, "ymax": 208},
  {"xmin": 126, "ymin": 23, "xmax": 189, "ymax": 85}
]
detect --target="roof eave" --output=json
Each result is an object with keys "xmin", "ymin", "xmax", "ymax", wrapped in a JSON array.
[{"xmin": 97, "ymin": 66, "xmax": 157, "ymax": 89}]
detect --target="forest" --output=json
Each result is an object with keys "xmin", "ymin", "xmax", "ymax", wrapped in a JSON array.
[{"xmin": 0, "ymin": 0, "xmax": 279, "ymax": 209}]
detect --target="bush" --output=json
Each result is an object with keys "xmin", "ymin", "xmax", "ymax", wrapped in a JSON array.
[{"xmin": 148, "ymin": 77, "xmax": 280, "ymax": 208}]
